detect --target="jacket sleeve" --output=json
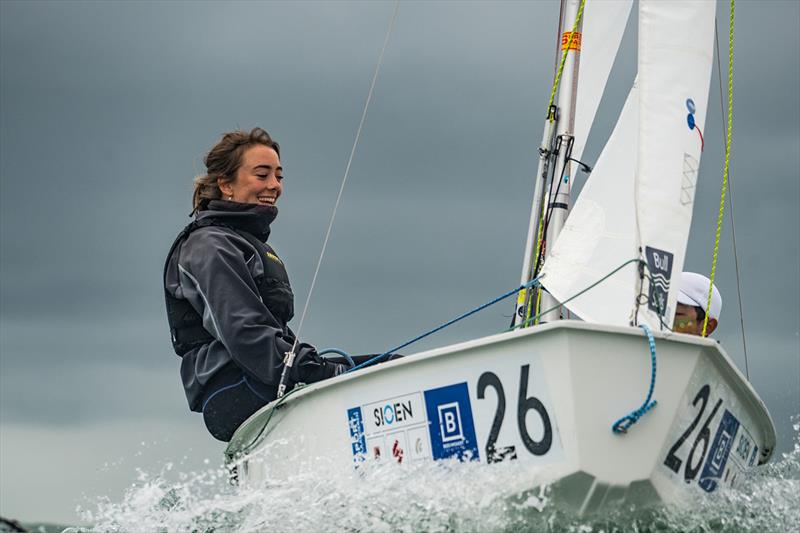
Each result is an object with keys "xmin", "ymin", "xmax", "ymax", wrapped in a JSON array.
[{"xmin": 177, "ymin": 228, "xmax": 293, "ymax": 385}]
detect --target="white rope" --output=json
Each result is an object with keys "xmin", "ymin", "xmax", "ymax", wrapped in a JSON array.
[
  {"xmin": 290, "ymin": 0, "xmax": 400, "ymax": 350},
  {"xmin": 715, "ymin": 19, "xmax": 749, "ymax": 380}
]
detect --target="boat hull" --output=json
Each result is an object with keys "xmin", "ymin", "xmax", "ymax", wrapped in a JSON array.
[{"xmin": 225, "ymin": 322, "xmax": 775, "ymax": 513}]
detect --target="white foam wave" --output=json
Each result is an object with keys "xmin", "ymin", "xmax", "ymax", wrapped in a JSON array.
[{"xmin": 75, "ymin": 420, "xmax": 800, "ymax": 533}]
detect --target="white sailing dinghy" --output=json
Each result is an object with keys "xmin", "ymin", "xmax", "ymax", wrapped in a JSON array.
[{"xmin": 224, "ymin": 0, "xmax": 775, "ymax": 513}]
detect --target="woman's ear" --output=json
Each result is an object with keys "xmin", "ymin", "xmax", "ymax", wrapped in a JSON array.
[{"xmin": 218, "ymin": 179, "xmax": 233, "ymax": 198}]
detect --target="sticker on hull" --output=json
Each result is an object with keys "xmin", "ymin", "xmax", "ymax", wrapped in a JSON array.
[
  {"xmin": 347, "ymin": 383, "xmax": 478, "ymax": 463},
  {"xmin": 348, "ymin": 392, "xmax": 431, "ymax": 463},
  {"xmin": 424, "ymin": 383, "xmax": 479, "ymax": 461},
  {"xmin": 346, "ymin": 362, "xmax": 560, "ymax": 466},
  {"xmin": 347, "ymin": 407, "xmax": 367, "ymax": 459},
  {"xmin": 662, "ymin": 381, "xmax": 760, "ymax": 493},
  {"xmin": 699, "ymin": 409, "xmax": 740, "ymax": 492}
]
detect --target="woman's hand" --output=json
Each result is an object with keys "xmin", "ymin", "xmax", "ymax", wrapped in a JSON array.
[{"xmin": 290, "ymin": 343, "xmax": 347, "ymax": 385}]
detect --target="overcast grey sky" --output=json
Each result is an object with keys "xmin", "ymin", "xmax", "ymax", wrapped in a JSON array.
[{"xmin": 1, "ymin": 0, "xmax": 798, "ymax": 525}]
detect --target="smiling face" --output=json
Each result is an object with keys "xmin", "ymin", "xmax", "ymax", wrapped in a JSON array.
[
  {"xmin": 674, "ymin": 303, "xmax": 718, "ymax": 336},
  {"xmin": 218, "ymin": 144, "xmax": 283, "ymax": 206}
]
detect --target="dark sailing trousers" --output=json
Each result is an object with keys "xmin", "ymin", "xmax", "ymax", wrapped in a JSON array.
[{"xmin": 201, "ymin": 367, "xmax": 277, "ymax": 442}]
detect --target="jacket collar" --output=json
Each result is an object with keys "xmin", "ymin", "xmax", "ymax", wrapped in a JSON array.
[{"xmin": 197, "ymin": 200, "xmax": 277, "ymax": 241}]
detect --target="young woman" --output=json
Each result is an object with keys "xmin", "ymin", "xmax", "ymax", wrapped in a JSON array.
[{"xmin": 163, "ymin": 128, "xmax": 345, "ymax": 441}]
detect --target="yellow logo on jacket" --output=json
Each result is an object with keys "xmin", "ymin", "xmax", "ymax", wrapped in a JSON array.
[{"xmin": 264, "ymin": 251, "xmax": 283, "ymax": 265}]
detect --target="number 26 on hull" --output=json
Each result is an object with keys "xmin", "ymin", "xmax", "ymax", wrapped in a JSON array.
[
  {"xmin": 664, "ymin": 384, "xmax": 723, "ymax": 482},
  {"xmin": 476, "ymin": 364, "xmax": 553, "ymax": 464}
]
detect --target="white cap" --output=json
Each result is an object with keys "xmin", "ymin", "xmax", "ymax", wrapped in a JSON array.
[{"xmin": 676, "ymin": 272, "xmax": 722, "ymax": 320}]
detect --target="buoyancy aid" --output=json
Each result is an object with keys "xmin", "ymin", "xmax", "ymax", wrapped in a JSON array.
[{"xmin": 164, "ymin": 218, "xmax": 294, "ymax": 357}]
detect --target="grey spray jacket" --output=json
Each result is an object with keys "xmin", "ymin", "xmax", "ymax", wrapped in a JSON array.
[{"xmin": 164, "ymin": 200, "xmax": 300, "ymax": 412}]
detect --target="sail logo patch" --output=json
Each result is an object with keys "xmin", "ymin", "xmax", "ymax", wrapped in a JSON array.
[
  {"xmin": 686, "ymin": 97, "xmax": 704, "ymax": 151},
  {"xmin": 645, "ymin": 246, "xmax": 673, "ymax": 317}
]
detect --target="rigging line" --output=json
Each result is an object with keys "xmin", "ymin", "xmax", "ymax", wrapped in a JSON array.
[
  {"xmin": 348, "ymin": 277, "xmax": 543, "ymax": 373},
  {"xmin": 531, "ymin": 135, "xmax": 572, "ymax": 284},
  {"xmin": 289, "ymin": 0, "xmax": 400, "ymax": 351},
  {"xmin": 245, "ymin": 259, "xmax": 635, "ymax": 453},
  {"xmin": 238, "ymin": 382, "xmax": 301, "ymax": 456},
  {"xmin": 534, "ymin": 139, "xmax": 562, "ymax": 270},
  {"xmin": 542, "ymin": 137, "xmax": 574, "ymax": 237},
  {"xmin": 611, "ymin": 324, "xmax": 659, "ymax": 434},
  {"xmin": 513, "ymin": 258, "xmax": 644, "ymax": 330},
  {"xmin": 715, "ymin": 14, "xmax": 749, "ymax": 380},
  {"xmin": 525, "ymin": 137, "xmax": 567, "ymax": 326},
  {"xmin": 547, "ymin": 0, "xmax": 586, "ymax": 116},
  {"xmin": 528, "ymin": 212, "xmax": 547, "ymax": 324},
  {"xmin": 553, "ymin": 0, "xmax": 566, "ymax": 76},
  {"xmin": 526, "ymin": 145, "xmax": 556, "ymax": 325},
  {"xmin": 533, "ymin": 0, "xmax": 584, "ymax": 323},
  {"xmin": 528, "ymin": 142, "xmax": 571, "ymax": 325},
  {"xmin": 703, "ymin": 0, "xmax": 734, "ymax": 338}
]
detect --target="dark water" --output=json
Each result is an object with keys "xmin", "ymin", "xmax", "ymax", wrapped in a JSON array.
[{"xmin": 73, "ymin": 422, "xmax": 799, "ymax": 533}]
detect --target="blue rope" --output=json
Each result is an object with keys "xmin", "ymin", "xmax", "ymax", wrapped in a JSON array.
[
  {"xmin": 318, "ymin": 348, "xmax": 356, "ymax": 369},
  {"xmin": 612, "ymin": 324, "xmax": 659, "ymax": 434},
  {"xmin": 346, "ymin": 277, "xmax": 541, "ymax": 373}
]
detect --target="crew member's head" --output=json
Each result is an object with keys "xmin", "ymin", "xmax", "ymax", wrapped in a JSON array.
[
  {"xmin": 673, "ymin": 272, "xmax": 722, "ymax": 336},
  {"xmin": 192, "ymin": 127, "xmax": 282, "ymax": 213}
]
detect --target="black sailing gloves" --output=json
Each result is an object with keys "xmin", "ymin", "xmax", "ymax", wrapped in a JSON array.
[{"xmin": 289, "ymin": 343, "xmax": 348, "ymax": 386}]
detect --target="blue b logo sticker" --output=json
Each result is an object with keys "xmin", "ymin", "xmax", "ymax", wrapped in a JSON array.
[
  {"xmin": 438, "ymin": 402, "xmax": 464, "ymax": 443},
  {"xmin": 424, "ymin": 382, "xmax": 479, "ymax": 461}
]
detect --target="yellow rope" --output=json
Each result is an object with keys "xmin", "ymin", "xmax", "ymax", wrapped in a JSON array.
[
  {"xmin": 703, "ymin": 0, "xmax": 735, "ymax": 337},
  {"xmin": 546, "ymin": 0, "xmax": 586, "ymax": 118},
  {"xmin": 525, "ymin": 166, "xmax": 552, "ymax": 324}
]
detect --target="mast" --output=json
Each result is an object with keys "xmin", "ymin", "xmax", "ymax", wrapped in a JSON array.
[
  {"xmin": 540, "ymin": 0, "xmax": 583, "ymax": 322},
  {"xmin": 515, "ymin": 0, "xmax": 583, "ymax": 327},
  {"xmin": 512, "ymin": 107, "xmax": 557, "ymax": 328}
]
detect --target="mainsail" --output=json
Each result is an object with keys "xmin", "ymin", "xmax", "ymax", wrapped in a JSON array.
[
  {"xmin": 635, "ymin": 0, "xmax": 716, "ymax": 329},
  {"xmin": 541, "ymin": 0, "xmax": 716, "ymax": 329}
]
